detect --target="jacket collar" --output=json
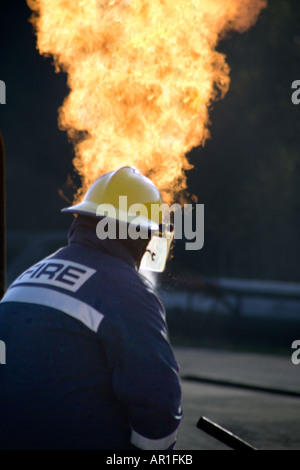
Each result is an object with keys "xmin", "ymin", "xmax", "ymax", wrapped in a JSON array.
[{"xmin": 68, "ymin": 216, "xmax": 136, "ymax": 269}]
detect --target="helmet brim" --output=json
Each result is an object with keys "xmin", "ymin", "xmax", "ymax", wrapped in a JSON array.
[{"xmin": 61, "ymin": 202, "xmax": 160, "ymax": 231}]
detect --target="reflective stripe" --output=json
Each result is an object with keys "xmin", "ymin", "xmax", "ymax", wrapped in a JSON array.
[
  {"xmin": 1, "ymin": 286, "xmax": 104, "ymax": 333},
  {"xmin": 131, "ymin": 428, "xmax": 177, "ymax": 450}
]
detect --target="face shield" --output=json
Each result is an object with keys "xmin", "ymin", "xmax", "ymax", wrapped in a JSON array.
[{"xmin": 139, "ymin": 224, "xmax": 174, "ymax": 272}]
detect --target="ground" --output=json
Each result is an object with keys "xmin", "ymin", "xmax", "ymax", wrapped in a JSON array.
[{"xmin": 173, "ymin": 348, "xmax": 300, "ymax": 450}]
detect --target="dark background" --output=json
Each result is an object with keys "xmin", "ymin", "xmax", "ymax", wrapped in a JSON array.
[{"xmin": 1, "ymin": 0, "xmax": 300, "ymax": 283}]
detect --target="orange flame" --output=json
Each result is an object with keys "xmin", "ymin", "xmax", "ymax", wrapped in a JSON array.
[{"xmin": 27, "ymin": 0, "xmax": 266, "ymax": 204}]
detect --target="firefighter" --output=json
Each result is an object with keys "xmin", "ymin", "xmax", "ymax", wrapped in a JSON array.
[{"xmin": 0, "ymin": 166, "xmax": 182, "ymax": 450}]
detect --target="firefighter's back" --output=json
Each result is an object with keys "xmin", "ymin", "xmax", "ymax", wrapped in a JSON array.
[{"xmin": 0, "ymin": 241, "xmax": 139, "ymax": 449}]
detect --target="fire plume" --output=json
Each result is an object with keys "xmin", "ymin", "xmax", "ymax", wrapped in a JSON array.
[{"xmin": 27, "ymin": 0, "xmax": 266, "ymax": 204}]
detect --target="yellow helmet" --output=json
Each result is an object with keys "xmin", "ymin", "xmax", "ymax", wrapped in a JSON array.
[
  {"xmin": 62, "ymin": 166, "xmax": 173, "ymax": 272},
  {"xmin": 62, "ymin": 166, "xmax": 162, "ymax": 230}
]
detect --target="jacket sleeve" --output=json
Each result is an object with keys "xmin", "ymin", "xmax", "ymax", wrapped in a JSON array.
[{"xmin": 99, "ymin": 276, "xmax": 182, "ymax": 450}]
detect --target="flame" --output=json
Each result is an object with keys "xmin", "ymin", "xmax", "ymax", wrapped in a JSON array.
[{"xmin": 27, "ymin": 0, "xmax": 266, "ymax": 204}]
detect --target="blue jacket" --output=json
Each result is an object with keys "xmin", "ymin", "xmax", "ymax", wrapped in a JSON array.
[{"xmin": 0, "ymin": 219, "xmax": 182, "ymax": 450}]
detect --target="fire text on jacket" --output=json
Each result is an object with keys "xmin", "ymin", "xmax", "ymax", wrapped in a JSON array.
[{"xmin": 12, "ymin": 259, "xmax": 96, "ymax": 292}]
